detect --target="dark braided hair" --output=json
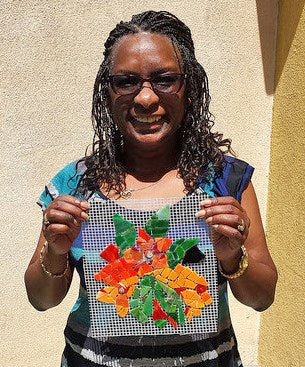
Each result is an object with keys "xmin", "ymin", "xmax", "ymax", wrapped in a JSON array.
[{"xmin": 77, "ymin": 10, "xmax": 233, "ymax": 196}]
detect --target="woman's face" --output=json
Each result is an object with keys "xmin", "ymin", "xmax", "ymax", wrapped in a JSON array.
[{"xmin": 109, "ymin": 32, "xmax": 186, "ymax": 148}]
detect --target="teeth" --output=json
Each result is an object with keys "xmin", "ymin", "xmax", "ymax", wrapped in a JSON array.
[{"xmin": 134, "ymin": 116, "xmax": 162, "ymax": 123}]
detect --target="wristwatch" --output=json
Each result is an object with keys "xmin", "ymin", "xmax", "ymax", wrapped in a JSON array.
[{"xmin": 219, "ymin": 245, "xmax": 249, "ymax": 279}]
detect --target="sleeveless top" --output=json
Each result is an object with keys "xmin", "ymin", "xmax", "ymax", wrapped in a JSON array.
[{"xmin": 37, "ymin": 156, "xmax": 254, "ymax": 367}]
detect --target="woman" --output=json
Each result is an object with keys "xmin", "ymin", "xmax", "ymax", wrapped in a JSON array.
[{"xmin": 25, "ymin": 10, "xmax": 277, "ymax": 367}]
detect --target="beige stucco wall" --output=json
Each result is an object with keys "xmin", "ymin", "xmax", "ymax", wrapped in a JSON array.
[
  {"xmin": 1, "ymin": 1, "xmax": 277, "ymax": 366},
  {"xmin": 259, "ymin": 2, "xmax": 305, "ymax": 367}
]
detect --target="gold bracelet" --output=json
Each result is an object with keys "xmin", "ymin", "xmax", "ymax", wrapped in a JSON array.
[
  {"xmin": 39, "ymin": 241, "xmax": 69, "ymax": 278},
  {"xmin": 219, "ymin": 245, "xmax": 249, "ymax": 279}
]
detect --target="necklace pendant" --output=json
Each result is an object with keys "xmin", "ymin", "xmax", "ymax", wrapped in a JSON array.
[{"xmin": 120, "ymin": 189, "xmax": 132, "ymax": 199}]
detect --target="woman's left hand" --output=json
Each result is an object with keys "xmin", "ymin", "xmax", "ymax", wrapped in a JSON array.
[{"xmin": 196, "ymin": 196, "xmax": 250, "ymax": 264}]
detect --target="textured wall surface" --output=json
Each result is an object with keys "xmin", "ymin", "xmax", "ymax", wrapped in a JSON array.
[
  {"xmin": 1, "ymin": 1, "xmax": 276, "ymax": 366},
  {"xmin": 259, "ymin": 2, "xmax": 305, "ymax": 367}
]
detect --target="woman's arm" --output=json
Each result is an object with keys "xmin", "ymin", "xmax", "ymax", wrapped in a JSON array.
[
  {"xmin": 24, "ymin": 195, "xmax": 90, "ymax": 311},
  {"xmin": 197, "ymin": 182, "xmax": 277, "ymax": 311}
]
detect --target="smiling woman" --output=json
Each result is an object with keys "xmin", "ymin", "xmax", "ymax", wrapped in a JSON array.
[{"xmin": 24, "ymin": 10, "xmax": 277, "ymax": 367}]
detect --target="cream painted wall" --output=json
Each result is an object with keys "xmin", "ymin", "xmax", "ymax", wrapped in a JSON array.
[{"xmin": 1, "ymin": 1, "xmax": 276, "ymax": 366}]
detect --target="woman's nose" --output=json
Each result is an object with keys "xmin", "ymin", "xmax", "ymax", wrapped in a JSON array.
[{"xmin": 133, "ymin": 82, "xmax": 159, "ymax": 110}]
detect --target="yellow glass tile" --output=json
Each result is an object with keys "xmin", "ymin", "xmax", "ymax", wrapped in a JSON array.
[
  {"xmin": 117, "ymin": 305, "xmax": 128, "ymax": 317},
  {"xmin": 176, "ymin": 276, "xmax": 187, "ymax": 287},
  {"xmin": 167, "ymin": 281, "xmax": 179, "ymax": 288},
  {"xmin": 126, "ymin": 285, "xmax": 136, "ymax": 297},
  {"xmin": 126, "ymin": 276, "xmax": 139, "ymax": 286},
  {"xmin": 153, "ymin": 269, "xmax": 163, "ymax": 275},
  {"xmin": 156, "ymin": 275, "xmax": 168, "ymax": 283},
  {"xmin": 161, "ymin": 267, "xmax": 171, "ymax": 278},
  {"xmin": 192, "ymin": 308, "xmax": 201, "ymax": 316},
  {"xmin": 96, "ymin": 291, "xmax": 115, "ymax": 303},
  {"xmin": 187, "ymin": 271, "xmax": 199, "ymax": 282},
  {"xmin": 181, "ymin": 289, "xmax": 195, "ymax": 299},
  {"xmin": 168, "ymin": 271, "xmax": 179, "ymax": 281},
  {"xmin": 181, "ymin": 267, "xmax": 192, "ymax": 278},
  {"xmin": 197, "ymin": 276, "xmax": 208, "ymax": 286},
  {"xmin": 184, "ymin": 279, "xmax": 196, "ymax": 288},
  {"xmin": 109, "ymin": 288, "xmax": 119, "ymax": 298}
]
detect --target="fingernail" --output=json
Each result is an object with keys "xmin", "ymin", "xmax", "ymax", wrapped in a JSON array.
[
  {"xmin": 206, "ymin": 217, "xmax": 212, "ymax": 223},
  {"xmin": 195, "ymin": 210, "xmax": 205, "ymax": 218},
  {"xmin": 80, "ymin": 201, "xmax": 90, "ymax": 210},
  {"xmin": 201, "ymin": 199, "xmax": 212, "ymax": 206},
  {"xmin": 212, "ymin": 224, "xmax": 218, "ymax": 229},
  {"xmin": 81, "ymin": 212, "xmax": 89, "ymax": 221}
]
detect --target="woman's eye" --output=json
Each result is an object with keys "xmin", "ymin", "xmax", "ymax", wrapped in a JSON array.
[
  {"xmin": 116, "ymin": 76, "xmax": 139, "ymax": 88},
  {"xmin": 154, "ymin": 75, "xmax": 177, "ymax": 85}
]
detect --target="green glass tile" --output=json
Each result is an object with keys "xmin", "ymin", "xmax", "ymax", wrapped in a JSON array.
[
  {"xmin": 181, "ymin": 238, "xmax": 200, "ymax": 251},
  {"xmin": 132, "ymin": 288, "xmax": 140, "ymax": 299},
  {"xmin": 177, "ymin": 305, "xmax": 185, "ymax": 325},
  {"xmin": 175, "ymin": 246, "xmax": 185, "ymax": 259},
  {"xmin": 113, "ymin": 213, "xmax": 136, "ymax": 252},
  {"xmin": 129, "ymin": 299, "xmax": 139, "ymax": 308},
  {"xmin": 140, "ymin": 285, "xmax": 151, "ymax": 298},
  {"xmin": 154, "ymin": 319, "xmax": 167, "ymax": 328},
  {"xmin": 143, "ymin": 291, "xmax": 153, "ymax": 316},
  {"xmin": 157, "ymin": 281, "xmax": 176, "ymax": 296}
]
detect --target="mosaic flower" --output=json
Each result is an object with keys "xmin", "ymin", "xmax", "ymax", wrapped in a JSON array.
[{"xmin": 94, "ymin": 205, "xmax": 213, "ymax": 327}]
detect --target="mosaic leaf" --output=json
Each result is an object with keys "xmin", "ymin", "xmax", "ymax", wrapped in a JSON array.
[
  {"xmin": 166, "ymin": 238, "xmax": 200, "ymax": 268},
  {"xmin": 113, "ymin": 213, "xmax": 136, "ymax": 253},
  {"xmin": 144, "ymin": 205, "xmax": 170, "ymax": 237}
]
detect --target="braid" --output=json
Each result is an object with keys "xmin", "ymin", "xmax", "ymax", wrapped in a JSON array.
[{"xmin": 77, "ymin": 10, "xmax": 233, "ymax": 195}]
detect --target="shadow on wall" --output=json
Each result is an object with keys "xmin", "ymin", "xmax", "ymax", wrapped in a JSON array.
[{"xmin": 256, "ymin": 0, "xmax": 305, "ymax": 95}]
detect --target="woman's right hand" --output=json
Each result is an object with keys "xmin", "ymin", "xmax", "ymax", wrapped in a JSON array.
[{"xmin": 43, "ymin": 194, "xmax": 90, "ymax": 255}]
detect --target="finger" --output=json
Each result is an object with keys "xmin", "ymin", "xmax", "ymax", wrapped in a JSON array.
[
  {"xmin": 45, "ymin": 209, "xmax": 80, "ymax": 227},
  {"xmin": 211, "ymin": 224, "xmax": 244, "ymax": 242},
  {"xmin": 196, "ymin": 204, "xmax": 241, "ymax": 219},
  {"xmin": 55, "ymin": 195, "xmax": 90, "ymax": 211},
  {"xmin": 200, "ymin": 197, "xmax": 244, "ymax": 212},
  {"xmin": 47, "ymin": 200, "xmax": 89, "ymax": 222},
  {"xmin": 45, "ymin": 223, "xmax": 73, "ymax": 235},
  {"xmin": 207, "ymin": 214, "xmax": 249, "ymax": 238}
]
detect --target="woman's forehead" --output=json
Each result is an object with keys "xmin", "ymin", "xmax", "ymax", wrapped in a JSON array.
[{"xmin": 110, "ymin": 32, "xmax": 182, "ymax": 74}]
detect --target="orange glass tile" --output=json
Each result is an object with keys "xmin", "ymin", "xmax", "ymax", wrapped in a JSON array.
[
  {"xmin": 174, "ymin": 264, "xmax": 185, "ymax": 274},
  {"xmin": 156, "ymin": 237, "xmax": 172, "ymax": 252},
  {"xmin": 124, "ymin": 248, "xmax": 143, "ymax": 263},
  {"xmin": 126, "ymin": 285, "xmax": 136, "ymax": 297},
  {"xmin": 116, "ymin": 294, "xmax": 129, "ymax": 307},
  {"xmin": 138, "ymin": 262, "xmax": 154, "ymax": 276},
  {"xmin": 167, "ymin": 281, "xmax": 179, "ymax": 288},
  {"xmin": 184, "ymin": 279, "xmax": 196, "ymax": 289},
  {"xmin": 151, "ymin": 254, "xmax": 168, "ymax": 269}
]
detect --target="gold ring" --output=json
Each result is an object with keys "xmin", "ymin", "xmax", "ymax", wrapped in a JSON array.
[
  {"xmin": 237, "ymin": 219, "xmax": 245, "ymax": 233},
  {"xmin": 43, "ymin": 212, "xmax": 51, "ymax": 226}
]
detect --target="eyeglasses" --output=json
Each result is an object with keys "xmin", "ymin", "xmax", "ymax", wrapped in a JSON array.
[{"xmin": 109, "ymin": 73, "xmax": 186, "ymax": 96}]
